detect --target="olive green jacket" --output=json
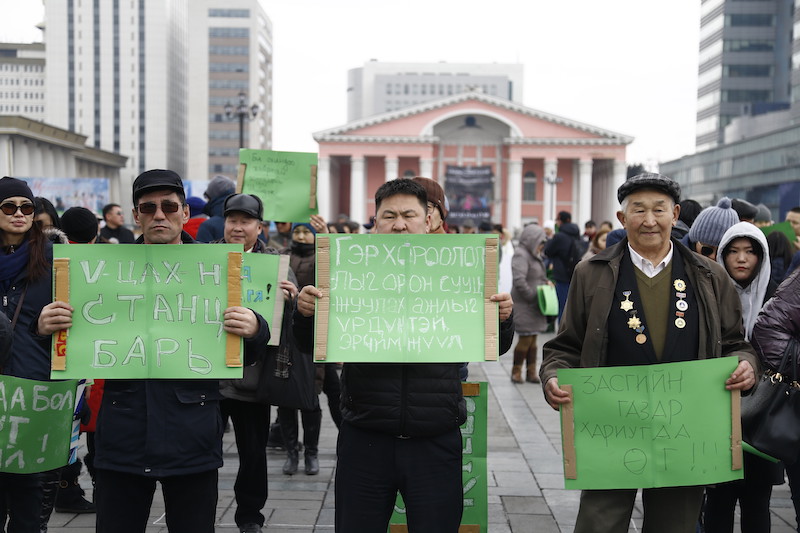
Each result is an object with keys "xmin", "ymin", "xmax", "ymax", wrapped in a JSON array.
[{"xmin": 540, "ymin": 238, "xmax": 757, "ymax": 386}]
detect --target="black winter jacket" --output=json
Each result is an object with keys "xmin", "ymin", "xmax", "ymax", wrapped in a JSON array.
[
  {"xmin": 544, "ymin": 223, "xmax": 581, "ymax": 283},
  {"xmin": 293, "ymin": 311, "xmax": 515, "ymax": 437},
  {"xmin": 1, "ymin": 240, "xmax": 54, "ymax": 380},
  {"xmin": 95, "ymin": 233, "xmax": 271, "ymax": 476}
]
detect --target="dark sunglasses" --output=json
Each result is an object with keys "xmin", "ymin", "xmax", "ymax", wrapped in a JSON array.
[
  {"xmin": 0, "ymin": 203, "xmax": 35, "ymax": 216},
  {"xmin": 136, "ymin": 200, "xmax": 182, "ymax": 214},
  {"xmin": 700, "ymin": 244, "xmax": 717, "ymax": 257}
]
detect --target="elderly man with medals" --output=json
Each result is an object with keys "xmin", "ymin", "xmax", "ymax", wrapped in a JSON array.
[{"xmin": 539, "ymin": 173, "xmax": 757, "ymax": 533}]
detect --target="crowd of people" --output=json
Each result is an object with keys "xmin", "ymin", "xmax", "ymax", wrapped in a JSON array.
[
  {"xmin": 0, "ymin": 171, "xmax": 515, "ymax": 533},
  {"xmin": 5, "ymin": 166, "xmax": 800, "ymax": 533}
]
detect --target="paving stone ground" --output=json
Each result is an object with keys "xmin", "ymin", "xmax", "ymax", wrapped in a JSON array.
[{"xmin": 47, "ymin": 333, "xmax": 797, "ymax": 532}]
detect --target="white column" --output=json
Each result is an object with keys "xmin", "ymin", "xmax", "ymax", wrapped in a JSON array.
[
  {"xmin": 507, "ymin": 159, "xmax": 522, "ymax": 233},
  {"xmin": 612, "ymin": 159, "xmax": 627, "ymax": 214},
  {"xmin": 420, "ymin": 158, "xmax": 434, "ymax": 179},
  {"xmin": 385, "ymin": 157, "xmax": 398, "ymax": 182},
  {"xmin": 578, "ymin": 159, "xmax": 593, "ymax": 227},
  {"xmin": 543, "ymin": 158, "xmax": 558, "ymax": 222},
  {"xmin": 349, "ymin": 157, "xmax": 366, "ymax": 225},
  {"xmin": 0, "ymin": 137, "xmax": 11, "ymax": 176},
  {"xmin": 317, "ymin": 157, "xmax": 331, "ymax": 221}
]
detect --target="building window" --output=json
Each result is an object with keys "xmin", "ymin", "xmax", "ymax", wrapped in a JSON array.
[
  {"xmin": 725, "ymin": 14, "xmax": 774, "ymax": 27},
  {"xmin": 723, "ymin": 39, "xmax": 774, "ymax": 52},
  {"xmin": 724, "ymin": 64, "xmax": 772, "ymax": 77},
  {"xmin": 209, "ymin": 27, "xmax": 250, "ymax": 38},
  {"xmin": 523, "ymin": 171, "xmax": 537, "ymax": 202},
  {"xmin": 721, "ymin": 89, "xmax": 772, "ymax": 102},
  {"xmin": 208, "ymin": 9, "xmax": 250, "ymax": 17}
]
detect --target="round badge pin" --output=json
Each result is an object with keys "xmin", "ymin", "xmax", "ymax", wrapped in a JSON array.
[
  {"xmin": 676, "ymin": 300, "xmax": 688, "ymax": 312},
  {"xmin": 675, "ymin": 317, "xmax": 686, "ymax": 329}
]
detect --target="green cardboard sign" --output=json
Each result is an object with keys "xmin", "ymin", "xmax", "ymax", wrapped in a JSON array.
[
  {"xmin": 241, "ymin": 253, "xmax": 289, "ymax": 346},
  {"xmin": 239, "ymin": 149, "xmax": 318, "ymax": 223},
  {"xmin": 558, "ymin": 357, "xmax": 743, "ymax": 490},
  {"xmin": 314, "ymin": 234, "xmax": 499, "ymax": 363},
  {"xmin": 760, "ymin": 220, "xmax": 796, "ymax": 248},
  {"xmin": 390, "ymin": 382, "xmax": 488, "ymax": 532},
  {"xmin": 51, "ymin": 244, "xmax": 244, "ymax": 379},
  {"xmin": 0, "ymin": 376, "xmax": 80, "ymax": 473}
]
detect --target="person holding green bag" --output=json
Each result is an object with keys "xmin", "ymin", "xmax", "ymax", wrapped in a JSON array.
[{"xmin": 509, "ymin": 223, "xmax": 550, "ymax": 383}]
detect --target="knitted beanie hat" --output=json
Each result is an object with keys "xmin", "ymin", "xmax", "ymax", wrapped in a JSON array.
[
  {"xmin": 204, "ymin": 175, "xmax": 235, "ymax": 200},
  {"xmin": 687, "ymin": 197, "xmax": 739, "ymax": 247},
  {"xmin": 754, "ymin": 203, "xmax": 772, "ymax": 224}
]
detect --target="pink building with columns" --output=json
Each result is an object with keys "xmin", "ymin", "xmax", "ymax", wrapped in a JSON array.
[{"xmin": 313, "ymin": 91, "xmax": 632, "ymax": 232}]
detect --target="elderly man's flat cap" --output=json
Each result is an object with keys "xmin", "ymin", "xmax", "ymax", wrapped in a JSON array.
[
  {"xmin": 617, "ymin": 173, "xmax": 681, "ymax": 204},
  {"xmin": 224, "ymin": 193, "xmax": 263, "ymax": 220}
]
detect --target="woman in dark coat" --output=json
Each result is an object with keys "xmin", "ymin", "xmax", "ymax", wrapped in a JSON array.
[{"xmin": 0, "ymin": 177, "xmax": 59, "ymax": 532}]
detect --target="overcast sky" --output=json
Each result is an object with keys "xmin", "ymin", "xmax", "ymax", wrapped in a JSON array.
[{"xmin": 0, "ymin": 0, "xmax": 701, "ymax": 168}]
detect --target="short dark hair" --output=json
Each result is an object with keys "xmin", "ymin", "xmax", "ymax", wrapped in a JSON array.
[
  {"xmin": 790, "ymin": 206, "xmax": 800, "ymax": 215},
  {"xmin": 558, "ymin": 211, "xmax": 571, "ymax": 224},
  {"xmin": 102, "ymin": 203, "xmax": 121, "ymax": 219},
  {"xmin": 584, "ymin": 220, "xmax": 596, "ymax": 229},
  {"xmin": 375, "ymin": 178, "xmax": 427, "ymax": 212},
  {"xmin": 679, "ymin": 199, "xmax": 702, "ymax": 227}
]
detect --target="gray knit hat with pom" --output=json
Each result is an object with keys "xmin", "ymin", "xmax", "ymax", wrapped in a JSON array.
[{"xmin": 687, "ymin": 197, "xmax": 739, "ymax": 247}]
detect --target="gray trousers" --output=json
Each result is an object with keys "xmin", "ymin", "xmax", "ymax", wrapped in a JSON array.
[{"xmin": 574, "ymin": 486, "xmax": 704, "ymax": 533}]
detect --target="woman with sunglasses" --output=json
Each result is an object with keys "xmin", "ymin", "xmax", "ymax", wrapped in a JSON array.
[{"xmin": 0, "ymin": 177, "xmax": 61, "ymax": 532}]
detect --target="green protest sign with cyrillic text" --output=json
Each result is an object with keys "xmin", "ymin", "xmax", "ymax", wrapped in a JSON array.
[
  {"xmin": 314, "ymin": 234, "xmax": 499, "ymax": 363},
  {"xmin": 0, "ymin": 376, "xmax": 80, "ymax": 473},
  {"xmin": 238, "ymin": 149, "xmax": 318, "ymax": 223},
  {"xmin": 241, "ymin": 253, "xmax": 289, "ymax": 346},
  {"xmin": 51, "ymin": 244, "xmax": 244, "ymax": 379},
  {"xmin": 557, "ymin": 357, "xmax": 743, "ymax": 489}
]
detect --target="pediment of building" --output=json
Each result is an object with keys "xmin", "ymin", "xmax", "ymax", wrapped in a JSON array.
[{"xmin": 313, "ymin": 91, "xmax": 633, "ymax": 146}]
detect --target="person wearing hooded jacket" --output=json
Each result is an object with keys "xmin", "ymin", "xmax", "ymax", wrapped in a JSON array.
[
  {"xmin": 509, "ymin": 224, "xmax": 550, "ymax": 383},
  {"xmin": 702, "ymin": 221, "xmax": 782, "ymax": 533}
]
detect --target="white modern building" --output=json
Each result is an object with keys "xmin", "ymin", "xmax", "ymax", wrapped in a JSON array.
[
  {"xmin": 41, "ymin": 0, "xmax": 271, "ymax": 213},
  {"xmin": 347, "ymin": 61, "xmax": 524, "ymax": 122},
  {"xmin": 0, "ymin": 43, "xmax": 46, "ymax": 122},
  {"xmin": 695, "ymin": 0, "xmax": 794, "ymax": 151},
  {"xmin": 186, "ymin": 1, "xmax": 272, "ymax": 183}
]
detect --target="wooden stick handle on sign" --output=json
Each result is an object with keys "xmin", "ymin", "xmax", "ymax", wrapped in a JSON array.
[
  {"xmin": 483, "ymin": 237, "xmax": 499, "ymax": 361},
  {"xmin": 561, "ymin": 384, "xmax": 578, "ymax": 479},
  {"xmin": 226, "ymin": 252, "xmax": 243, "ymax": 367},
  {"xmin": 309, "ymin": 164, "xmax": 318, "ymax": 209},
  {"xmin": 52, "ymin": 258, "xmax": 70, "ymax": 371},
  {"xmin": 731, "ymin": 389, "xmax": 743, "ymax": 471},
  {"xmin": 315, "ymin": 236, "xmax": 330, "ymax": 361},
  {"xmin": 236, "ymin": 163, "xmax": 247, "ymax": 194}
]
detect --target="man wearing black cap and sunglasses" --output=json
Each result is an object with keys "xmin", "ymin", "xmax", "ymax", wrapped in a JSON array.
[{"xmin": 39, "ymin": 169, "xmax": 271, "ymax": 533}]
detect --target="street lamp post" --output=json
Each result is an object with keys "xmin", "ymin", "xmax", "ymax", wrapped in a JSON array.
[
  {"xmin": 225, "ymin": 91, "xmax": 260, "ymax": 149},
  {"xmin": 544, "ymin": 174, "xmax": 563, "ymax": 222}
]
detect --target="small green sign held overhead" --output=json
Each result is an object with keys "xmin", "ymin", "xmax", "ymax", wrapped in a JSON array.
[
  {"xmin": 238, "ymin": 149, "xmax": 318, "ymax": 223},
  {"xmin": 314, "ymin": 234, "xmax": 500, "ymax": 363},
  {"xmin": 51, "ymin": 244, "xmax": 244, "ymax": 380},
  {"xmin": 557, "ymin": 357, "xmax": 743, "ymax": 490}
]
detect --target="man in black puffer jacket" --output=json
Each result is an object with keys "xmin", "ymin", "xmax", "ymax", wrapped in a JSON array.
[
  {"xmin": 295, "ymin": 179, "xmax": 514, "ymax": 533},
  {"xmin": 544, "ymin": 210, "xmax": 582, "ymax": 322}
]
